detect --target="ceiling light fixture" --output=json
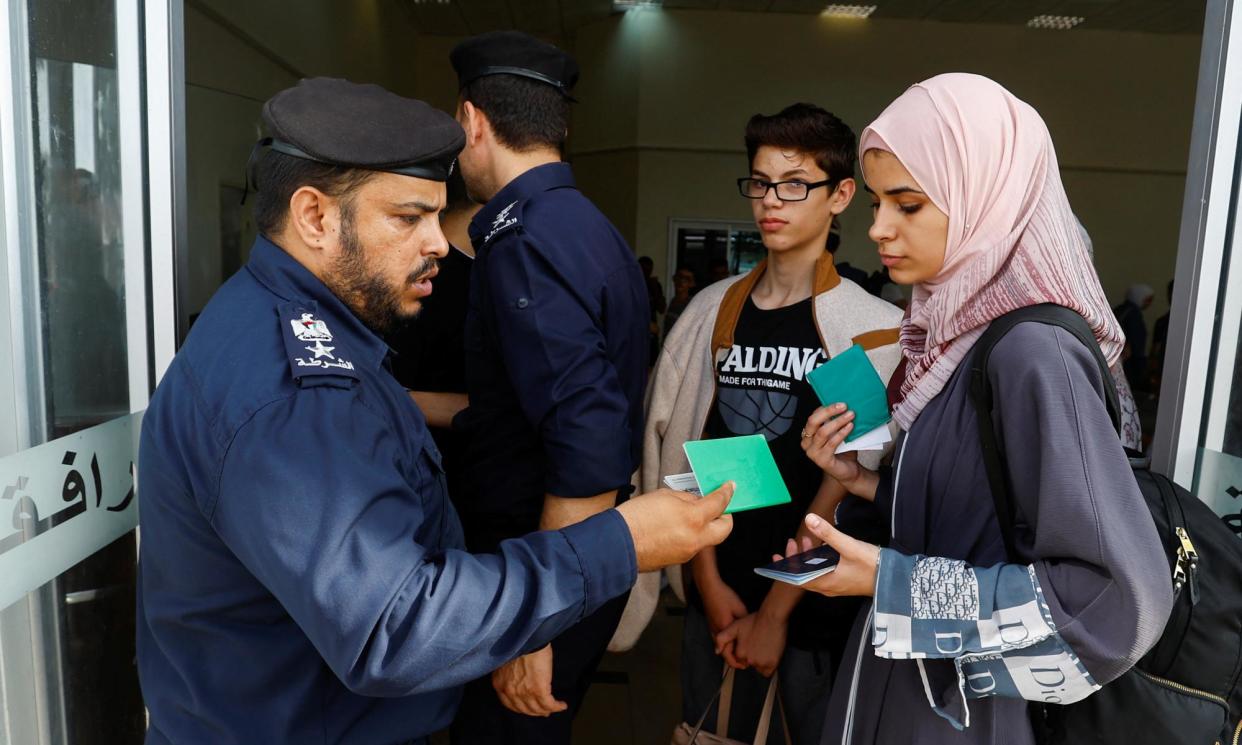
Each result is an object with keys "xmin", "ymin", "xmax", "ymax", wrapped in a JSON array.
[
  {"xmin": 821, "ymin": 4, "xmax": 877, "ymax": 19},
  {"xmin": 1026, "ymin": 14, "xmax": 1084, "ymax": 30},
  {"xmin": 614, "ymin": 0, "xmax": 662, "ymax": 9}
]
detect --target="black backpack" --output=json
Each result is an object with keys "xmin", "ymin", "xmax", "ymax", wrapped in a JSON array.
[{"xmin": 968, "ymin": 304, "xmax": 1242, "ymax": 745}]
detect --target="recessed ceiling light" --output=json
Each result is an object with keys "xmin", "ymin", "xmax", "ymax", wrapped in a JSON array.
[
  {"xmin": 821, "ymin": 4, "xmax": 877, "ymax": 18},
  {"xmin": 1027, "ymin": 14, "xmax": 1084, "ymax": 30},
  {"xmin": 614, "ymin": 0, "xmax": 661, "ymax": 9}
]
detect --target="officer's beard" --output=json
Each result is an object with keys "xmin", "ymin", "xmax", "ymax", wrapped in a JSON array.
[{"xmin": 328, "ymin": 207, "xmax": 429, "ymax": 338}]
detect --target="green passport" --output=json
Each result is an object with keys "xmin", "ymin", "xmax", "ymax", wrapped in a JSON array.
[
  {"xmin": 805, "ymin": 344, "xmax": 892, "ymax": 443},
  {"xmin": 682, "ymin": 434, "xmax": 792, "ymax": 514}
]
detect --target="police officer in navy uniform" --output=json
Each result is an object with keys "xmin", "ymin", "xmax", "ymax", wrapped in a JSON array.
[
  {"xmin": 441, "ymin": 32, "xmax": 651, "ymax": 745},
  {"xmin": 135, "ymin": 78, "xmax": 733, "ymax": 745}
]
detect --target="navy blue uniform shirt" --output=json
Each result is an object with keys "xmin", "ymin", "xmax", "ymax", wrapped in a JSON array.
[
  {"xmin": 135, "ymin": 236, "xmax": 637, "ymax": 745},
  {"xmin": 453, "ymin": 163, "xmax": 648, "ymax": 537}
]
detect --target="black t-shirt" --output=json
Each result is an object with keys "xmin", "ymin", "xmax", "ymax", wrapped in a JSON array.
[
  {"xmin": 691, "ymin": 296, "xmax": 879, "ymax": 651},
  {"xmin": 389, "ymin": 245, "xmax": 472, "ymax": 510},
  {"xmin": 390, "ymin": 245, "xmax": 472, "ymax": 394}
]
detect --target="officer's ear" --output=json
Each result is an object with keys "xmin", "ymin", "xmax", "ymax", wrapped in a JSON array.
[
  {"xmin": 286, "ymin": 185, "xmax": 335, "ymax": 252},
  {"xmin": 458, "ymin": 100, "xmax": 489, "ymax": 147}
]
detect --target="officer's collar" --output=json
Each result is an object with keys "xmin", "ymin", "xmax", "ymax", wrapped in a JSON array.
[
  {"xmin": 470, "ymin": 161, "xmax": 575, "ymax": 246},
  {"xmin": 245, "ymin": 235, "xmax": 392, "ymax": 370}
]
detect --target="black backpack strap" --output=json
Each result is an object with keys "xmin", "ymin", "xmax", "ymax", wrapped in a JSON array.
[{"xmin": 967, "ymin": 304, "xmax": 1122, "ymax": 561}]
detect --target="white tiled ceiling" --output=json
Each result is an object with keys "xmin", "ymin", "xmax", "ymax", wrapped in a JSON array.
[{"xmin": 401, "ymin": 0, "xmax": 1206, "ymax": 36}]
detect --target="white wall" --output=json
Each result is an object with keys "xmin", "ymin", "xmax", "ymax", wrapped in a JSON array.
[
  {"xmin": 563, "ymin": 16, "xmax": 643, "ymax": 246},
  {"xmin": 570, "ymin": 9, "xmax": 1202, "ymax": 323},
  {"xmin": 184, "ymin": 6, "xmax": 1202, "ymax": 328}
]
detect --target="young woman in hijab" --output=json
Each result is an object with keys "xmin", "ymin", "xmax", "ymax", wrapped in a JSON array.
[{"xmin": 785, "ymin": 74, "xmax": 1173, "ymax": 744}]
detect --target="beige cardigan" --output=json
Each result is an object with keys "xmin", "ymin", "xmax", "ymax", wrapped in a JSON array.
[{"xmin": 608, "ymin": 255, "xmax": 904, "ymax": 651}]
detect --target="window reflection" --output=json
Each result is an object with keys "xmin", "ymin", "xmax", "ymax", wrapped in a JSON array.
[
  {"xmin": 33, "ymin": 54, "xmax": 128, "ymax": 439},
  {"xmin": 1, "ymin": 2, "xmax": 146, "ymax": 743}
]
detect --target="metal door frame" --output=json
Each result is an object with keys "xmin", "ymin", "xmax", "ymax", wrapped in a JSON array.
[
  {"xmin": 0, "ymin": 0, "xmax": 183, "ymax": 742},
  {"xmin": 1151, "ymin": 0, "xmax": 1242, "ymax": 486}
]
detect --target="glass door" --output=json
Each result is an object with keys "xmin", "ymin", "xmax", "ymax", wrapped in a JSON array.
[
  {"xmin": 0, "ymin": 0, "xmax": 181, "ymax": 742},
  {"xmin": 1152, "ymin": 0, "xmax": 1242, "ymax": 532},
  {"xmin": 667, "ymin": 219, "xmax": 764, "ymax": 291}
]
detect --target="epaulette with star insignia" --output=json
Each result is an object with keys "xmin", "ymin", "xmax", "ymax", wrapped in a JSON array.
[{"xmin": 278, "ymin": 301, "xmax": 360, "ymax": 388}]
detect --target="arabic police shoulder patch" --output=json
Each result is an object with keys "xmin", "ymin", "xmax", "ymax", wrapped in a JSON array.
[
  {"xmin": 278, "ymin": 301, "xmax": 360, "ymax": 388},
  {"xmin": 481, "ymin": 199, "xmax": 525, "ymax": 246}
]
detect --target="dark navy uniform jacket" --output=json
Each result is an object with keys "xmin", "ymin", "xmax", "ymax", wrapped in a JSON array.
[
  {"xmin": 453, "ymin": 163, "xmax": 648, "ymax": 539},
  {"xmin": 135, "ymin": 236, "xmax": 637, "ymax": 745}
]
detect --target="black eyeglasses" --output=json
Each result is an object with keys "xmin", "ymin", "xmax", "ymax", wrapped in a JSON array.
[{"xmin": 737, "ymin": 177, "xmax": 835, "ymax": 202}]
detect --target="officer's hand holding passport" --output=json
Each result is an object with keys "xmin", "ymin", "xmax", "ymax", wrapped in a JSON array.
[
  {"xmin": 617, "ymin": 482, "xmax": 736, "ymax": 571},
  {"xmin": 663, "ymin": 347, "xmax": 894, "ymax": 594}
]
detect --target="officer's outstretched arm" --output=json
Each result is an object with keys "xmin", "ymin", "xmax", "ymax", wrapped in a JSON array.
[{"xmin": 213, "ymin": 388, "xmax": 638, "ymax": 697}]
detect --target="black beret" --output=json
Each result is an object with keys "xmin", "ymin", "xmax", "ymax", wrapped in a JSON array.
[
  {"xmin": 450, "ymin": 31, "xmax": 578, "ymax": 100},
  {"xmin": 259, "ymin": 77, "xmax": 464, "ymax": 181}
]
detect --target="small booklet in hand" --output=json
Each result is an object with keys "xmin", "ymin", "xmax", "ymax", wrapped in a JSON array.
[
  {"xmin": 806, "ymin": 343, "xmax": 893, "ymax": 452},
  {"xmin": 662, "ymin": 471, "xmax": 702, "ymax": 496},
  {"xmin": 754, "ymin": 544, "xmax": 841, "ymax": 586},
  {"xmin": 680, "ymin": 434, "xmax": 792, "ymax": 514}
]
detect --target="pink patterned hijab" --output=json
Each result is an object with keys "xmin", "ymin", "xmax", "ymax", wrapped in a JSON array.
[{"xmin": 859, "ymin": 73, "xmax": 1126, "ymax": 431}]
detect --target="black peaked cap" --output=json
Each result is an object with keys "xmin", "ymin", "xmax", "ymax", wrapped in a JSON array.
[
  {"xmin": 260, "ymin": 77, "xmax": 464, "ymax": 181},
  {"xmin": 450, "ymin": 31, "xmax": 578, "ymax": 99}
]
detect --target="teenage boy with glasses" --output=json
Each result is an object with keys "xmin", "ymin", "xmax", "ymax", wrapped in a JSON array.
[{"xmin": 641, "ymin": 103, "xmax": 904, "ymax": 744}]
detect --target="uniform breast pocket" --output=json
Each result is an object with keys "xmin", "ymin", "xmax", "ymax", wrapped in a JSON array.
[
  {"xmin": 417, "ymin": 438, "xmax": 465, "ymax": 550},
  {"xmin": 399, "ymin": 434, "xmax": 446, "ymax": 501},
  {"xmin": 420, "ymin": 439, "xmax": 446, "ymax": 479}
]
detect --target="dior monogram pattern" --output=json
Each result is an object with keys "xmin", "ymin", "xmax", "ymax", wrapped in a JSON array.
[
  {"xmin": 872, "ymin": 550, "xmax": 1100, "ymax": 730},
  {"xmin": 910, "ymin": 556, "xmax": 981, "ymax": 620}
]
